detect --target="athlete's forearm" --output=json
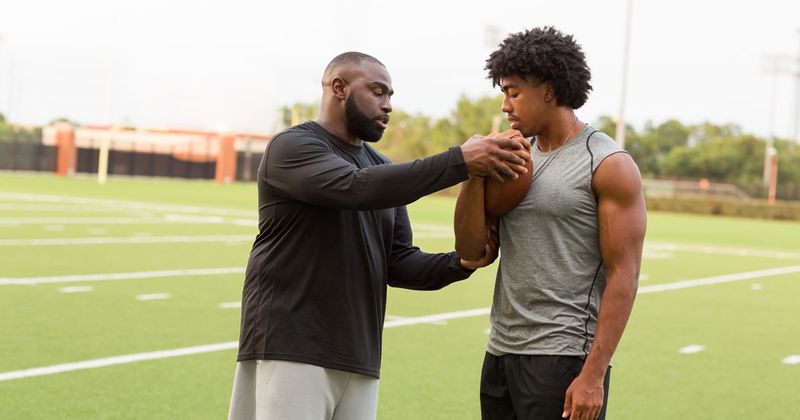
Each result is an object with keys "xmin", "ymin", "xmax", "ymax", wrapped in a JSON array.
[
  {"xmin": 453, "ymin": 175, "xmax": 488, "ymax": 260},
  {"xmin": 581, "ymin": 270, "xmax": 637, "ymax": 379}
]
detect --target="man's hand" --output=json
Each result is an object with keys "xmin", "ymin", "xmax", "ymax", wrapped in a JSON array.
[
  {"xmin": 459, "ymin": 216, "xmax": 499, "ymax": 270},
  {"xmin": 562, "ymin": 371, "xmax": 605, "ymax": 420},
  {"xmin": 461, "ymin": 129, "xmax": 531, "ymax": 183}
]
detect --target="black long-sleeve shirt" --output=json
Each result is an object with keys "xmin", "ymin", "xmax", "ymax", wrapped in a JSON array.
[{"xmin": 236, "ymin": 121, "xmax": 473, "ymax": 377}]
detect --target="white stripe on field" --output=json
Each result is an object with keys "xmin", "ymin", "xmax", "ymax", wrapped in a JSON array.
[
  {"xmin": 0, "ymin": 235, "xmax": 253, "ymax": 246},
  {"xmin": 0, "ymin": 192, "xmax": 253, "ymax": 218},
  {"xmin": 0, "ymin": 308, "xmax": 492, "ymax": 382},
  {"xmin": 637, "ymin": 265, "xmax": 800, "ymax": 293},
  {"xmin": 0, "ymin": 342, "xmax": 240, "ymax": 381},
  {"xmin": 383, "ymin": 308, "xmax": 490, "ymax": 328},
  {"xmin": 646, "ymin": 243, "xmax": 800, "ymax": 260},
  {"xmin": 135, "ymin": 293, "xmax": 171, "ymax": 301},
  {"xmin": 0, "ymin": 267, "xmax": 245, "ymax": 286},
  {"xmin": 1, "ymin": 265, "xmax": 798, "ymax": 381}
]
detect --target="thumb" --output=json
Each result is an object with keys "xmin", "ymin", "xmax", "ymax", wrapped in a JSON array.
[{"xmin": 562, "ymin": 388, "xmax": 572, "ymax": 419}]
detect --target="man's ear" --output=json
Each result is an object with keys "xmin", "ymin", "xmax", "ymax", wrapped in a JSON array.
[
  {"xmin": 331, "ymin": 77, "xmax": 348, "ymax": 100},
  {"xmin": 543, "ymin": 82, "xmax": 555, "ymax": 103}
]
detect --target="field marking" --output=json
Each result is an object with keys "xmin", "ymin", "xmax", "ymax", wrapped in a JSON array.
[
  {"xmin": 136, "ymin": 293, "xmax": 172, "ymax": 301},
  {"xmin": 0, "ymin": 342, "xmax": 240, "ymax": 382},
  {"xmin": 751, "ymin": 283, "xmax": 764, "ymax": 291},
  {"xmin": 678, "ymin": 345, "xmax": 705, "ymax": 354},
  {"xmin": 0, "ymin": 204, "xmax": 146, "ymax": 212},
  {"xmin": 783, "ymin": 355, "xmax": 800, "ymax": 365},
  {"xmin": 0, "ymin": 192, "xmax": 253, "ymax": 218},
  {"xmin": 1, "ymin": 265, "xmax": 798, "ymax": 381},
  {"xmin": 0, "ymin": 234, "xmax": 253, "ymax": 246},
  {"xmin": 646, "ymin": 242, "xmax": 800, "ymax": 260},
  {"xmin": 0, "ymin": 267, "xmax": 244, "ymax": 286},
  {"xmin": 637, "ymin": 265, "xmax": 800, "ymax": 294},
  {"xmin": 0, "ymin": 216, "xmax": 254, "ymax": 226},
  {"xmin": 219, "ymin": 302, "xmax": 241, "ymax": 309},
  {"xmin": 0, "ymin": 308, "xmax": 491, "ymax": 382},
  {"xmin": 59, "ymin": 286, "xmax": 94, "ymax": 293}
]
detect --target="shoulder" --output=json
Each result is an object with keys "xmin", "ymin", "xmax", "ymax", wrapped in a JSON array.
[
  {"xmin": 592, "ymin": 152, "xmax": 642, "ymax": 202},
  {"xmin": 268, "ymin": 122, "xmax": 332, "ymax": 157}
]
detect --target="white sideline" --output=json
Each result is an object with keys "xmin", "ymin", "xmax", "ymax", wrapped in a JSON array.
[
  {"xmin": 0, "ymin": 267, "xmax": 245, "ymax": 286},
  {"xmin": 0, "ymin": 235, "xmax": 253, "ymax": 246},
  {"xmin": 0, "ymin": 192, "xmax": 253, "ymax": 218},
  {"xmin": 1, "ymin": 266, "xmax": 798, "ymax": 381},
  {"xmin": 0, "ymin": 342, "xmax": 240, "ymax": 381},
  {"xmin": 637, "ymin": 265, "xmax": 800, "ymax": 293}
]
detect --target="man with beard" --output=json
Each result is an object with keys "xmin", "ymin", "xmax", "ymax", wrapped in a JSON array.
[{"xmin": 228, "ymin": 51, "xmax": 530, "ymax": 420}]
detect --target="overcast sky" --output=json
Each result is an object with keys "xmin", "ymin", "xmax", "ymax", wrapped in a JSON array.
[{"xmin": 1, "ymin": 0, "xmax": 799, "ymax": 140}]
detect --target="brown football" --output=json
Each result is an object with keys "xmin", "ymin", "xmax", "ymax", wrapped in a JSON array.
[{"xmin": 484, "ymin": 157, "xmax": 533, "ymax": 216}]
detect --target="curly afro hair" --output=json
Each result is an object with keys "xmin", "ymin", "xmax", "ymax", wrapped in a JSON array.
[{"xmin": 485, "ymin": 27, "xmax": 592, "ymax": 109}]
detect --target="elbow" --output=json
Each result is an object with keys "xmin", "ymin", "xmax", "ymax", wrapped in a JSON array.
[{"xmin": 455, "ymin": 239, "xmax": 485, "ymax": 261}]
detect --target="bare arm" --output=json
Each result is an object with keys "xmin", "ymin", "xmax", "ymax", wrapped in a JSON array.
[
  {"xmin": 454, "ymin": 175, "xmax": 489, "ymax": 260},
  {"xmin": 564, "ymin": 152, "xmax": 646, "ymax": 420},
  {"xmin": 455, "ymin": 130, "xmax": 528, "ymax": 260}
]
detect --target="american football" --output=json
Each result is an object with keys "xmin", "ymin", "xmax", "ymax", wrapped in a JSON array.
[{"xmin": 484, "ymin": 156, "xmax": 533, "ymax": 216}]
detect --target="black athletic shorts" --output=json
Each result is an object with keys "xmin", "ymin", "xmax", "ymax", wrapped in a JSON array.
[{"xmin": 480, "ymin": 353, "xmax": 611, "ymax": 420}]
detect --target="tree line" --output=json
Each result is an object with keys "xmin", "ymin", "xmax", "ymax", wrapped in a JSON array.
[{"xmin": 283, "ymin": 96, "xmax": 800, "ymax": 201}]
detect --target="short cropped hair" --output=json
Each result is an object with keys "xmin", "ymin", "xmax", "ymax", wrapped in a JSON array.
[{"xmin": 324, "ymin": 52, "xmax": 384, "ymax": 75}]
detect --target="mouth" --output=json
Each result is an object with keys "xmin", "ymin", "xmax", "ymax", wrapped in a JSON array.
[
  {"xmin": 507, "ymin": 116, "xmax": 520, "ymax": 129},
  {"xmin": 375, "ymin": 115, "xmax": 390, "ymax": 130}
]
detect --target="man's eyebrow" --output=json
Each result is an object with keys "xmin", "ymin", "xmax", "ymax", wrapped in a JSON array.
[{"xmin": 500, "ymin": 83, "xmax": 518, "ymax": 93}]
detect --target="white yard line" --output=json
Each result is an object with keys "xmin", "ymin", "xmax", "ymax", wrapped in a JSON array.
[
  {"xmin": 637, "ymin": 265, "xmax": 800, "ymax": 293},
  {"xmin": 135, "ymin": 293, "xmax": 172, "ymax": 301},
  {"xmin": 0, "ymin": 342, "xmax": 240, "ymax": 381},
  {"xmin": 0, "ymin": 267, "xmax": 245, "ymax": 286},
  {"xmin": 1, "ymin": 265, "xmax": 798, "ymax": 381},
  {"xmin": 646, "ymin": 242, "xmax": 800, "ymax": 260},
  {"xmin": 0, "ymin": 192, "xmax": 253, "ymax": 218},
  {"xmin": 0, "ymin": 235, "xmax": 253, "ymax": 246}
]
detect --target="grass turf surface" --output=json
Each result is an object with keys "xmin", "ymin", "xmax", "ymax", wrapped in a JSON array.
[{"xmin": 1, "ymin": 172, "xmax": 799, "ymax": 419}]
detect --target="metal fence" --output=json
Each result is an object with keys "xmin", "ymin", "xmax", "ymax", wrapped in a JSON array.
[{"xmin": 0, "ymin": 139, "xmax": 264, "ymax": 182}]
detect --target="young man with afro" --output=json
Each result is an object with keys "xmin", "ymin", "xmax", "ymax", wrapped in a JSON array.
[{"xmin": 454, "ymin": 27, "xmax": 647, "ymax": 420}]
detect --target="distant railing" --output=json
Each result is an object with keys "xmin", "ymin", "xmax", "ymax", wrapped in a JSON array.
[
  {"xmin": 643, "ymin": 178, "xmax": 750, "ymax": 200},
  {"xmin": 0, "ymin": 125, "xmax": 268, "ymax": 182}
]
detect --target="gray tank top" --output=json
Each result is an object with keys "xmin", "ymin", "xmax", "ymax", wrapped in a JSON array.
[{"xmin": 487, "ymin": 124, "xmax": 625, "ymax": 357}]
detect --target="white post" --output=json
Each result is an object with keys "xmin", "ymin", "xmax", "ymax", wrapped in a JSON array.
[
  {"xmin": 615, "ymin": 0, "xmax": 633, "ymax": 149},
  {"xmin": 794, "ymin": 28, "xmax": 800, "ymax": 147},
  {"xmin": 764, "ymin": 62, "xmax": 777, "ymax": 187},
  {"xmin": 98, "ymin": 126, "xmax": 119, "ymax": 185}
]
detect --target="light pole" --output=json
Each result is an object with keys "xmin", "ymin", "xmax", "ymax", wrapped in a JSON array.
[
  {"xmin": 616, "ymin": 0, "xmax": 633, "ymax": 149},
  {"xmin": 794, "ymin": 28, "xmax": 800, "ymax": 147}
]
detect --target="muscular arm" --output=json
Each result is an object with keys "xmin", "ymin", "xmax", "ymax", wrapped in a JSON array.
[
  {"xmin": 453, "ymin": 176, "xmax": 489, "ymax": 260},
  {"xmin": 564, "ymin": 152, "xmax": 646, "ymax": 420}
]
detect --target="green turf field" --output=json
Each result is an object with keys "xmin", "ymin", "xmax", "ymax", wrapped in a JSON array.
[{"xmin": 1, "ymin": 172, "xmax": 798, "ymax": 419}]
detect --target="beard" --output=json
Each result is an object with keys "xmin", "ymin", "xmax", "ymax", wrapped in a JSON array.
[{"xmin": 345, "ymin": 95, "xmax": 385, "ymax": 142}]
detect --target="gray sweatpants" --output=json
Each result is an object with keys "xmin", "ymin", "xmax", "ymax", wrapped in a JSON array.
[{"xmin": 227, "ymin": 360, "xmax": 380, "ymax": 420}]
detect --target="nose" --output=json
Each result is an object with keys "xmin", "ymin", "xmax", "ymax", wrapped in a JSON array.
[
  {"xmin": 501, "ymin": 96, "xmax": 512, "ymax": 113},
  {"xmin": 380, "ymin": 97, "xmax": 392, "ymax": 114}
]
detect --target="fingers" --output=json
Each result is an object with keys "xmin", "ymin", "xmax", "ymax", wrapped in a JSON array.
[
  {"xmin": 498, "ymin": 149, "xmax": 527, "ymax": 166},
  {"xmin": 562, "ymin": 388, "xmax": 572, "ymax": 419},
  {"xmin": 487, "ymin": 167, "xmax": 507, "ymax": 183}
]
